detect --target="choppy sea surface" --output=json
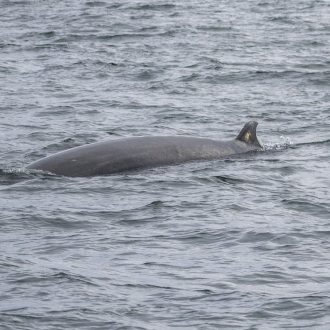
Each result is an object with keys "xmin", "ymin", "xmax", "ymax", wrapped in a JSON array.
[{"xmin": 1, "ymin": 0, "xmax": 330, "ymax": 329}]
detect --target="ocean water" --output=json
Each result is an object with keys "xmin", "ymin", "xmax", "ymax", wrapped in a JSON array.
[{"xmin": 1, "ymin": 0, "xmax": 330, "ymax": 329}]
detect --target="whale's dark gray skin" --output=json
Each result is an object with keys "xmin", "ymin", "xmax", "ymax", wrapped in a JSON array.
[{"xmin": 26, "ymin": 121, "xmax": 262, "ymax": 177}]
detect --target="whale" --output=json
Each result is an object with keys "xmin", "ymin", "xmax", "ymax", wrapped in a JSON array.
[{"xmin": 26, "ymin": 121, "xmax": 262, "ymax": 177}]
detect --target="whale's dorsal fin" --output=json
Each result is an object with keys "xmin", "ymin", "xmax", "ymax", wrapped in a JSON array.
[{"xmin": 236, "ymin": 121, "xmax": 261, "ymax": 148}]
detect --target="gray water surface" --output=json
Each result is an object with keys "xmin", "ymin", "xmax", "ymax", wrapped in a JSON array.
[{"xmin": 1, "ymin": 0, "xmax": 330, "ymax": 329}]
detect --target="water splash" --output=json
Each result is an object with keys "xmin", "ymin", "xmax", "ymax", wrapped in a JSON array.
[{"xmin": 262, "ymin": 136, "xmax": 293, "ymax": 151}]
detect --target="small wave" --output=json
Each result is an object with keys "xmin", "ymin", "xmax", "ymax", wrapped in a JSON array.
[
  {"xmin": 0, "ymin": 167, "xmax": 61, "ymax": 189},
  {"xmin": 268, "ymin": 16, "xmax": 295, "ymax": 25},
  {"xmin": 52, "ymin": 272, "xmax": 98, "ymax": 286},
  {"xmin": 23, "ymin": 214, "xmax": 97, "ymax": 229},
  {"xmin": 127, "ymin": 3, "xmax": 176, "ymax": 11},
  {"xmin": 282, "ymin": 198, "xmax": 330, "ymax": 219},
  {"xmin": 193, "ymin": 175, "xmax": 246, "ymax": 185},
  {"xmin": 293, "ymin": 138, "xmax": 330, "ymax": 148},
  {"xmin": 197, "ymin": 25, "xmax": 232, "ymax": 32},
  {"xmin": 97, "ymin": 30, "xmax": 175, "ymax": 40},
  {"xmin": 85, "ymin": 1, "xmax": 106, "ymax": 7},
  {"xmin": 0, "ymin": 168, "xmax": 33, "ymax": 186},
  {"xmin": 12, "ymin": 271, "xmax": 98, "ymax": 287},
  {"xmin": 212, "ymin": 175, "xmax": 246, "ymax": 185},
  {"xmin": 239, "ymin": 231, "xmax": 276, "ymax": 243},
  {"xmin": 38, "ymin": 31, "xmax": 56, "ymax": 38}
]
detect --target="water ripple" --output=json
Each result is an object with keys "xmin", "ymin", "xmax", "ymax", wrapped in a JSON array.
[{"xmin": 1, "ymin": 0, "xmax": 330, "ymax": 329}]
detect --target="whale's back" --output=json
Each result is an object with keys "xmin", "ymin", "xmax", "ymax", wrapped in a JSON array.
[
  {"xmin": 27, "ymin": 122, "xmax": 261, "ymax": 177},
  {"xmin": 27, "ymin": 136, "xmax": 238, "ymax": 176}
]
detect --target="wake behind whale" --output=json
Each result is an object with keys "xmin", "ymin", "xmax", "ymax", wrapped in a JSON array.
[{"xmin": 26, "ymin": 121, "xmax": 262, "ymax": 177}]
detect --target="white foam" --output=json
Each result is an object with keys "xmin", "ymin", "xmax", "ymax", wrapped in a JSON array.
[{"xmin": 262, "ymin": 136, "xmax": 293, "ymax": 151}]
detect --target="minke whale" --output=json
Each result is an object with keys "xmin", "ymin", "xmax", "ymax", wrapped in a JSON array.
[{"xmin": 26, "ymin": 121, "xmax": 262, "ymax": 177}]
